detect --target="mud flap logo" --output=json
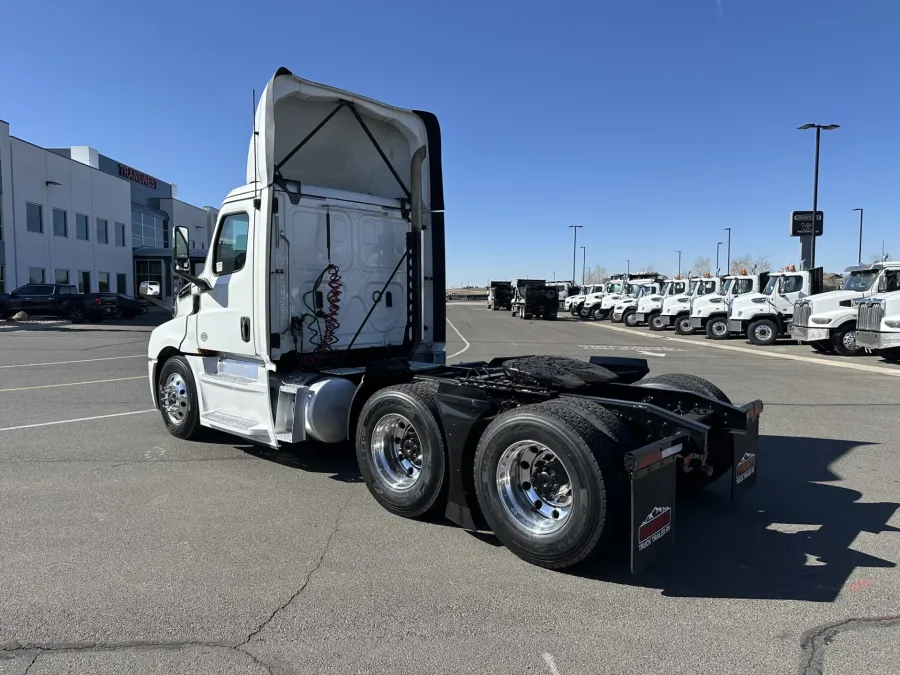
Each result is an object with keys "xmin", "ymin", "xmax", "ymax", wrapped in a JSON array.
[
  {"xmin": 638, "ymin": 506, "xmax": 672, "ymax": 551},
  {"xmin": 735, "ymin": 452, "xmax": 756, "ymax": 484}
]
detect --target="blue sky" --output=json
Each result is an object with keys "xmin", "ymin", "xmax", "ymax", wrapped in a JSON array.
[{"xmin": 2, "ymin": 0, "xmax": 898, "ymax": 285}]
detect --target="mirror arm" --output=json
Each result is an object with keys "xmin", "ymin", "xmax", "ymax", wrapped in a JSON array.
[{"xmin": 174, "ymin": 268, "xmax": 211, "ymax": 292}]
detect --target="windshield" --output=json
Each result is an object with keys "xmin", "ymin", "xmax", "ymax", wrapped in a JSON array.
[
  {"xmin": 842, "ymin": 269, "xmax": 880, "ymax": 292},
  {"xmin": 609, "ymin": 283, "xmax": 622, "ymax": 293},
  {"xmin": 733, "ymin": 278, "xmax": 754, "ymax": 295},
  {"xmin": 625, "ymin": 283, "xmax": 640, "ymax": 295},
  {"xmin": 721, "ymin": 279, "xmax": 734, "ymax": 296},
  {"xmin": 763, "ymin": 276, "xmax": 779, "ymax": 294},
  {"xmin": 659, "ymin": 282, "xmax": 671, "ymax": 297}
]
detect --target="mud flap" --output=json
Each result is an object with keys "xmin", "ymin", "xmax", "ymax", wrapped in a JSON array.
[
  {"xmin": 625, "ymin": 434, "xmax": 685, "ymax": 574},
  {"xmin": 731, "ymin": 400, "xmax": 762, "ymax": 500}
]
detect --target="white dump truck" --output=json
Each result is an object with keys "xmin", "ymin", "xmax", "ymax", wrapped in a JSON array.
[
  {"xmin": 856, "ymin": 281, "xmax": 900, "ymax": 360},
  {"xmin": 564, "ymin": 283, "xmax": 604, "ymax": 315},
  {"xmin": 727, "ymin": 266, "xmax": 823, "ymax": 345},
  {"xmin": 657, "ymin": 275, "xmax": 723, "ymax": 334},
  {"xmin": 140, "ymin": 67, "xmax": 764, "ymax": 574},
  {"xmin": 612, "ymin": 280, "xmax": 665, "ymax": 326},
  {"xmin": 790, "ymin": 262, "xmax": 900, "ymax": 355},
  {"xmin": 689, "ymin": 271, "xmax": 765, "ymax": 340},
  {"xmin": 635, "ymin": 278, "xmax": 689, "ymax": 329}
]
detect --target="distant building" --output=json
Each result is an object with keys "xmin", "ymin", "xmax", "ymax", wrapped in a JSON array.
[{"xmin": 0, "ymin": 119, "xmax": 218, "ymax": 300}]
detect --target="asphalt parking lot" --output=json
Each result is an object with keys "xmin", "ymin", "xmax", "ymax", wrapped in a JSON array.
[{"xmin": 2, "ymin": 305, "xmax": 899, "ymax": 675}]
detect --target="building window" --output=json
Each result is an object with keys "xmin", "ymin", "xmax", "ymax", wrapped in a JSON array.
[
  {"xmin": 55, "ymin": 269, "xmax": 69, "ymax": 285},
  {"xmin": 115, "ymin": 222, "xmax": 126, "ymax": 247},
  {"xmin": 131, "ymin": 209, "xmax": 168, "ymax": 249},
  {"xmin": 98, "ymin": 272, "xmax": 109, "ymax": 292},
  {"xmin": 29, "ymin": 267, "xmax": 45, "ymax": 284},
  {"xmin": 78, "ymin": 270, "xmax": 91, "ymax": 293},
  {"xmin": 117, "ymin": 273, "xmax": 127, "ymax": 294},
  {"xmin": 53, "ymin": 208, "xmax": 68, "ymax": 237},
  {"xmin": 97, "ymin": 218, "xmax": 108, "ymax": 244},
  {"xmin": 27, "ymin": 202, "xmax": 43, "ymax": 233},
  {"xmin": 76, "ymin": 214, "xmax": 89, "ymax": 241},
  {"xmin": 134, "ymin": 260, "xmax": 163, "ymax": 298},
  {"xmin": 212, "ymin": 213, "xmax": 249, "ymax": 276}
]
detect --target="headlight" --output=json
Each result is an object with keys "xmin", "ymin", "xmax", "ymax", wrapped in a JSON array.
[
  {"xmin": 810, "ymin": 317, "xmax": 831, "ymax": 325},
  {"xmin": 885, "ymin": 319, "xmax": 900, "ymax": 329}
]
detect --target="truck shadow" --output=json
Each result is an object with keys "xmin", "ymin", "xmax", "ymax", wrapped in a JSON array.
[
  {"xmin": 574, "ymin": 434, "xmax": 900, "ymax": 601},
  {"xmin": 235, "ymin": 438, "xmax": 364, "ymax": 484}
]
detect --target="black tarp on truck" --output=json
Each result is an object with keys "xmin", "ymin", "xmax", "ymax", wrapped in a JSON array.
[
  {"xmin": 511, "ymin": 279, "xmax": 558, "ymax": 320},
  {"xmin": 488, "ymin": 281, "xmax": 514, "ymax": 310}
]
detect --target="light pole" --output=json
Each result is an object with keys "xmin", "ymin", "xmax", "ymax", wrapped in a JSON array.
[
  {"xmin": 626, "ymin": 259, "xmax": 630, "ymax": 276},
  {"xmin": 798, "ymin": 123, "xmax": 840, "ymax": 269},
  {"xmin": 716, "ymin": 241, "xmax": 723, "ymax": 275},
  {"xmin": 580, "ymin": 246, "xmax": 586, "ymax": 285},
  {"xmin": 853, "ymin": 208, "xmax": 863, "ymax": 265},
  {"xmin": 676, "ymin": 250, "xmax": 682, "ymax": 277},
  {"xmin": 568, "ymin": 225, "xmax": 583, "ymax": 285},
  {"xmin": 724, "ymin": 227, "xmax": 731, "ymax": 274}
]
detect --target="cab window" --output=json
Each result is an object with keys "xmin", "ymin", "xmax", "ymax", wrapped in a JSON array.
[
  {"xmin": 783, "ymin": 275, "xmax": 804, "ymax": 293},
  {"xmin": 212, "ymin": 213, "xmax": 250, "ymax": 276}
]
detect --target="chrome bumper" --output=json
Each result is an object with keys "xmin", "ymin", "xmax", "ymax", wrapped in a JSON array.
[
  {"xmin": 856, "ymin": 331, "xmax": 900, "ymax": 350},
  {"xmin": 790, "ymin": 325, "xmax": 829, "ymax": 342}
]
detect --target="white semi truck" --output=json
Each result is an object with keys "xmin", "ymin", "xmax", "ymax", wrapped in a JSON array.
[
  {"xmin": 611, "ymin": 281, "xmax": 664, "ymax": 325},
  {"xmin": 141, "ymin": 67, "xmax": 764, "ymax": 574},
  {"xmin": 727, "ymin": 266, "xmax": 824, "ymax": 345},
  {"xmin": 583, "ymin": 273, "xmax": 661, "ymax": 321},
  {"xmin": 657, "ymin": 275, "xmax": 722, "ymax": 334},
  {"xmin": 635, "ymin": 278, "xmax": 689, "ymax": 329},
  {"xmin": 564, "ymin": 283, "xmax": 604, "ymax": 315},
  {"xmin": 790, "ymin": 262, "xmax": 900, "ymax": 355},
  {"xmin": 571, "ymin": 278, "xmax": 623, "ymax": 318},
  {"xmin": 688, "ymin": 272, "xmax": 765, "ymax": 340},
  {"xmin": 856, "ymin": 282, "xmax": 900, "ymax": 360}
]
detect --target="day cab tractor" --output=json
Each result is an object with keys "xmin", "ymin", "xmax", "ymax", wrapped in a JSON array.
[
  {"xmin": 689, "ymin": 271, "xmax": 766, "ymax": 340},
  {"xmin": 585, "ymin": 273, "xmax": 661, "ymax": 322},
  {"xmin": 141, "ymin": 67, "xmax": 764, "ymax": 574},
  {"xmin": 791, "ymin": 262, "xmax": 900, "ymax": 356},
  {"xmin": 728, "ymin": 265, "xmax": 823, "ymax": 346},
  {"xmin": 565, "ymin": 284, "xmax": 603, "ymax": 315},
  {"xmin": 487, "ymin": 281, "xmax": 514, "ymax": 311},
  {"xmin": 612, "ymin": 279, "xmax": 665, "ymax": 326},
  {"xmin": 856, "ymin": 284, "xmax": 900, "ymax": 360},
  {"xmin": 574, "ymin": 277, "xmax": 624, "ymax": 319},
  {"xmin": 657, "ymin": 274, "xmax": 723, "ymax": 335},
  {"xmin": 636, "ymin": 278, "xmax": 688, "ymax": 329},
  {"xmin": 511, "ymin": 279, "xmax": 558, "ymax": 320}
]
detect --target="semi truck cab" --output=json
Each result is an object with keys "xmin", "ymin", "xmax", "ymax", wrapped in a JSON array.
[
  {"xmin": 658, "ymin": 275, "xmax": 721, "ymax": 334},
  {"xmin": 636, "ymin": 278, "xmax": 687, "ymax": 329},
  {"xmin": 856, "ymin": 282, "xmax": 900, "ymax": 359},
  {"xmin": 791, "ymin": 262, "xmax": 900, "ymax": 356},
  {"xmin": 612, "ymin": 281, "xmax": 663, "ymax": 325},
  {"xmin": 689, "ymin": 272, "xmax": 764, "ymax": 340}
]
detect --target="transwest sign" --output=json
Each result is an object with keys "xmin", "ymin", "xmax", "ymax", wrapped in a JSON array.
[
  {"xmin": 790, "ymin": 211, "xmax": 824, "ymax": 237},
  {"xmin": 117, "ymin": 163, "xmax": 158, "ymax": 190}
]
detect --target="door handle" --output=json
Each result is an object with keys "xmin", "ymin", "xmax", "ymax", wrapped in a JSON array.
[{"xmin": 241, "ymin": 317, "xmax": 251, "ymax": 342}]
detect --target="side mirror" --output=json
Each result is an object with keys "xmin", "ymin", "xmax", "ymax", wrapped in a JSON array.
[
  {"xmin": 878, "ymin": 275, "xmax": 888, "ymax": 293},
  {"xmin": 174, "ymin": 225, "xmax": 190, "ymax": 272},
  {"xmin": 778, "ymin": 277, "xmax": 786, "ymax": 294},
  {"xmin": 140, "ymin": 281, "xmax": 161, "ymax": 297}
]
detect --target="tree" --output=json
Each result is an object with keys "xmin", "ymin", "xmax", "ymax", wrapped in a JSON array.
[
  {"xmin": 729, "ymin": 254, "xmax": 771, "ymax": 274},
  {"xmin": 585, "ymin": 265, "xmax": 608, "ymax": 284},
  {"xmin": 692, "ymin": 257, "xmax": 712, "ymax": 275}
]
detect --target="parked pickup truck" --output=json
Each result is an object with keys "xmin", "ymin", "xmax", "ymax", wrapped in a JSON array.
[{"xmin": 0, "ymin": 283, "xmax": 104, "ymax": 323}]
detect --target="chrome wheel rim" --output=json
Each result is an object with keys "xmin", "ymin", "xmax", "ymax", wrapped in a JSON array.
[
  {"xmin": 843, "ymin": 330, "xmax": 859, "ymax": 351},
  {"xmin": 651, "ymin": 315, "xmax": 662, "ymax": 329},
  {"xmin": 496, "ymin": 440, "xmax": 573, "ymax": 536},
  {"xmin": 755, "ymin": 325, "xmax": 773, "ymax": 342},
  {"xmin": 678, "ymin": 318, "xmax": 691, "ymax": 332},
  {"xmin": 625, "ymin": 313, "xmax": 637, "ymax": 326},
  {"xmin": 370, "ymin": 413, "xmax": 423, "ymax": 491},
  {"xmin": 160, "ymin": 373, "xmax": 189, "ymax": 424},
  {"xmin": 711, "ymin": 320, "xmax": 727, "ymax": 337}
]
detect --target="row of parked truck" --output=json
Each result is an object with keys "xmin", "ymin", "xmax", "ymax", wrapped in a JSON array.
[{"xmin": 489, "ymin": 261, "xmax": 900, "ymax": 359}]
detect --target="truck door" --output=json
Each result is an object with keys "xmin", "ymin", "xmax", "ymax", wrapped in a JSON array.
[{"xmin": 779, "ymin": 274, "xmax": 805, "ymax": 314}]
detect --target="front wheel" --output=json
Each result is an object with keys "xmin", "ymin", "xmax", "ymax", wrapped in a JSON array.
[
  {"xmin": 674, "ymin": 315, "xmax": 693, "ymax": 335},
  {"xmin": 747, "ymin": 318, "xmax": 778, "ymax": 346},
  {"xmin": 623, "ymin": 310, "xmax": 638, "ymax": 327},
  {"xmin": 705, "ymin": 316, "xmax": 729, "ymax": 340},
  {"xmin": 591, "ymin": 306, "xmax": 606, "ymax": 321},
  {"xmin": 578, "ymin": 305, "xmax": 591, "ymax": 319},
  {"xmin": 831, "ymin": 323, "xmax": 862, "ymax": 356},
  {"xmin": 356, "ymin": 383, "xmax": 448, "ymax": 519},
  {"xmin": 66, "ymin": 304, "xmax": 87, "ymax": 324},
  {"xmin": 570, "ymin": 304, "xmax": 581, "ymax": 316},
  {"xmin": 157, "ymin": 356, "xmax": 203, "ymax": 440},
  {"xmin": 648, "ymin": 312, "xmax": 665, "ymax": 331}
]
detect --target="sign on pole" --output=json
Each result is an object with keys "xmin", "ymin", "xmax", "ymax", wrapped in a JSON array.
[{"xmin": 790, "ymin": 211, "xmax": 824, "ymax": 237}]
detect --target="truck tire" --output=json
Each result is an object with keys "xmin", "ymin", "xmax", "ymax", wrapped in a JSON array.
[
  {"xmin": 66, "ymin": 304, "xmax": 87, "ymax": 324},
  {"xmin": 674, "ymin": 315, "xmax": 693, "ymax": 335},
  {"xmin": 591, "ymin": 306, "xmax": 605, "ymax": 321},
  {"xmin": 157, "ymin": 356, "xmax": 204, "ymax": 440},
  {"xmin": 473, "ymin": 400, "xmax": 628, "ymax": 569},
  {"xmin": 578, "ymin": 305, "xmax": 592, "ymax": 319},
  {"xmin": 705, "ymin": 316, "xmax": 729, "ymax": 340},
  {"xmin": 356, "ymin": 382, "xmax": 448, "ymax": 520},
  {"xmin": 570, "ymin": 304, "xmax": 582, "ymax": 317},
  {"xmin": 635, "ymin": 373, "xmax": 732, "ymax": 492},
  {"xmin": 831, "ymin": 323, "xmax": 862, "ymax": 356},
  {"xmin": 622, "ymin": 310, "xmax": 638, "ymax": 327},
  {"xmin": 648, "ymin": 312, "xmax": 665, "ymax": 331},
  {"xmin": 747, "ymin": 318, "xmax": 778, "ymax": 346}
]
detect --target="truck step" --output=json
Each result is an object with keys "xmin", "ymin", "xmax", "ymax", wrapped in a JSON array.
[
  {"xmin": 201, "ymin": 410, "xmax": 259, "ymax": 431},
  {"xmin": 198, "ymin": 371, "xmax": 266, "ymax": 391}
]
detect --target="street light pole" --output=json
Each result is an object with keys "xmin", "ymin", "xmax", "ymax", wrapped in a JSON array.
[
  {"xmin": 580, "ymin": 246, "xmax": 586, "ymax": 285},
  {"xmin": 724, "ymin": 227, "xmax": 731, "ymax": 274},
  {"xmin": 568, "ymin": 225, "xmax": 583, "ymax": 285},
  {"xmin": 626, "ymin": 259, "xmax": 630, "ymax": 276},
  {"xmin": 676, "ymin": 251, "xmax": 682, "ymax": 277},
  {"xmin": 716, "ymin": 241, "xmax": 723, "ymax": 275},
  {"xmin": 798, "ymin": 123, "xmax": 840, "ymax": 269},
  {"xmin": 853, "ymin": 208, "xmax": 864, "ymax": 265}
]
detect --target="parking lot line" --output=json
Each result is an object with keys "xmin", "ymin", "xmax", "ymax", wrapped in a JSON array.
[
  {"xmin": 0, "ymin": 376, "xmax": 146, "ymax": 393},
  {"xmin": 446, "ymin": 318, "xmax": 471, "ymax": 358},
  {"xmin": 587, "ymin": 321, "xmax": 900, "ymax": 377},
  {"xmin": 0, "ymin": 409, "xmax": 156, "ymax": 432},
  {"xmin": 0, "ymin": 355, "xmax": 145, "ymax": 369}
]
